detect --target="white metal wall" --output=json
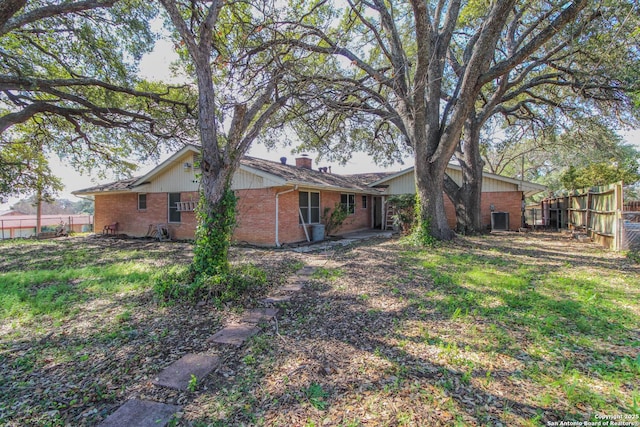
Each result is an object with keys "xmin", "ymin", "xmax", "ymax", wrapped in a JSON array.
[{"xmin": 231, "ymin": 169, "xmax": 266, "ymax": 190}]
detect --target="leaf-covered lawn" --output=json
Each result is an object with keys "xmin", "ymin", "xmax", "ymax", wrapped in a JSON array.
[
  {"xmin": 1, "ymin": 233, "xmax": 638, "ymax": 426},
  {"xmin": 0, "ymin": 236, "xmax": 299, "ymax": 426},
  {"xmin": 184, "ymin": 233, "xmax": 639, "ymax": 426}
]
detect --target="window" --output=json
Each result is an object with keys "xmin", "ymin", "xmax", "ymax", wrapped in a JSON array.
[
  {"xmin": 362, "ymin": 195, "xmax": 368, "ymax": 209},
  {"xmin": 341, "ymin": 193, "xmax": 355, "ymax": 215},
  {"xmin": 168, "ymin": 193, "xmax": 181, "ymax": 223},
  {"xmin": 299, "ymin": 191, "xmax": 320, "ymax": 224},
  {"xmin": 138, "ymin": 193, "xmax": 147, "ymax": 210}
]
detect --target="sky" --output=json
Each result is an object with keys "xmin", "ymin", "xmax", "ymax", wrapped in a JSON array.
[{"xmin": 2, "ymin": 24, "xmax": 640, "ymax": 211}]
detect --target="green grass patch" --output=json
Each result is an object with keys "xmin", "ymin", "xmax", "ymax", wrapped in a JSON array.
[
  {"xmin": 0, "ymin": 261, "xmax": 157, "ymax": 322},
  {"xmin": 312, "ymin": 267, "xmax": 344, "ymax": 281},
  {"xmin": 398, "ymin": 238, "xmax": 640, "ymax": 415}
]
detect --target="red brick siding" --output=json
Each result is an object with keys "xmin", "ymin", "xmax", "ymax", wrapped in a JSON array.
[
  {"xmin": 233, "ymin": 188, "xmax": 373, "ymax": 246},
  {"xmin": 93, "ymin": 188, "xmax": 372, "ymax": 246},
  {"xmin": 234, "ymin": 188, "xmax": 277, "ymax": 245},
  {"xmin": 321, "ymin": 192, "xmax": 371, "ymax": 234},
  {"xmin": 96, "ymin": 188, "xmax": 523, "ymax": 244},
  {"xmin": 442, "ymin": 190, "xmax": 523, "ymax": 231},
  {"xmin": 481, "ymin": 191, "xmax": 523, "ymax": 231},
  {"xmin": 94, "ymin": 191, "xmax": 198, "ymax": 239}
]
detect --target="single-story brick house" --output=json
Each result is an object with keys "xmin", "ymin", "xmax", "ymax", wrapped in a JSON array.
[
  {"xmin": 369, "ymin": 165, "xmax": 547, "ymax": 232},
  {"xmin": 74, "ymin": 144, "xmax": 545, "ymax": 246}
]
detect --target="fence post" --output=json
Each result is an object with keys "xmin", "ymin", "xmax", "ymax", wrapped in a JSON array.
[{"xmin": 615, "ymin": 181, "xmax": 622, "ymax": 251}]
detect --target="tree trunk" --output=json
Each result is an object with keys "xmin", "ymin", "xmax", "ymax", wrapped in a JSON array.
[
  {"xmin": 189, "ymin": 43, "xmax": 237, "ymax": 277},
  {"xmin": 445, "ymin": 118, "xmax": 484, "ymax": 234},
  {"xmin": 0, "ymin": 0, "xmax": 26, "ymax": 28},
  {"xmin": 414, "ymin": 156, "xmax": 456, "ymax": 241}
]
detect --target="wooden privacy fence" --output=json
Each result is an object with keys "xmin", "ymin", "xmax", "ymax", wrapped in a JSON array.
[
  {"xmin": 622, "ymin": 200, "xmax": 640, "ymax": 251},
  {"xmin": 573, "ymin": 183, "xmax": 622, "ymax": 249},
  {"xmin": 529, "ymin": 182, "xmax": 624, "ymax": 250}
]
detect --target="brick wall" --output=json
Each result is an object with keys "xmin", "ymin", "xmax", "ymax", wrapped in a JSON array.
[
  {"xmin": 96, "ymin": 188, "xmax": 523, "ymax": 243},
  {"xmin": 482, "ymin": 191, "xmax": 524, "ymax": 231},
  {"xmin": 234, "ymin": 188, "xmax": 277, "ymax": 245},
  {"xmin": 94, "ymin": 191, "xmax": 198, "ymax": 239},
  {"xmin": 94, "ymin": 188, "xmax": 371, "ymax": 246},
  {"xmin": 442, "ymin": 190, "xmax": 523, "ymax": 231},
  {"xmin": 234, "ymin": 188, "xmax": 372, "ymax": 246}
]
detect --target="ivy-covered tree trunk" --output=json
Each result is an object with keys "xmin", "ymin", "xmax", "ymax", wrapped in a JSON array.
[
  {"xmin": 191, "ymin": 184, "xmax": 237, "ymax": 278},
  {"xmin": 414, "ymin": 143, "xmax": 456, "ymax": 241},
  {"xmin": 160, "ymin": 0, "xmax": 289, "ymax": 284}
]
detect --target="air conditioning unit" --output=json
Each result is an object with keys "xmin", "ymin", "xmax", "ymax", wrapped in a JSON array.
[{"xmin": 491, "ymin": 212, "xmax": 509, "ymax": 231}]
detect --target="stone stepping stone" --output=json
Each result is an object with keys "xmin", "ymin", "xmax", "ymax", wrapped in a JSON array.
[
  {"xmin": 99, "ymin": 399, "xmax": 181, "ymax": 427},
  {"xmin": 297, "ymin": 266, "xmax": 316, "ymax": 276},
  {"xmin": 152, "ymin": 353, "xmax": 220, "ymax": 390},
  {"xmin": 260, "ymin": 295, "xmax": 292, "ymax": 304},
  {"xmin": 241, "ymin": 307, "xmax": 278, "ymax": 324},
  {"xmin": 208, "ymin": 323, "xmax": 259, "ymax": 346},
  {"xmin": 280, "ymin": 281, "xmax": 304, "ymax": 292}
]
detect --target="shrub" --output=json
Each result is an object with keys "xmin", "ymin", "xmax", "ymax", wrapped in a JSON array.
[
  {"xmin": 387, "ymin": 194, "xmax": 416, "ymax": 235},
  {"xmin": 322, "ymin": 203, "xmax": 348, "ymax": 236},
  {"xmin": 154, "ymin": 263, "xmax": 267, "ymax": 306}
]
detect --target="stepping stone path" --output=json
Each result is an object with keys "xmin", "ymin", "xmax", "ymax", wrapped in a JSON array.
[
  {"xmin": 241, "ymin": 307, "xmax": 279, "ymax": 324},
  {"xmin": 99, "ymin": 265, "xmax": 316, "ymax": 426},
  {"xmin": 98, "ymin": 399, "xmax": 181, "ymax": 427},
  {"xmin": 208, "ymin": 322, "xmax": 260, "ymax": 346},
  {"xmin": 152, "ymin": 353, "xmax": 220, "ymax": 390},
  {"xmin": 260, "ymin": 294, "xmax": 292, "ymax": 304}
]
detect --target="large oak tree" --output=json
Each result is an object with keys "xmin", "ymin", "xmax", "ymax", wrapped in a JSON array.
[
  {"xmin": 157, "ymin": 0, "xmax": 304, "ymax": 276},
  {"xmin": 445, "ymin": 0, "xmax": 640, "ymax": 232},
  {"xmin": 0, "ymin": 0, "xmax": 194, "ymax": 202},
  {"xmin": 285, "ymin": 0, "xmax": 596, "ymax": 239}
]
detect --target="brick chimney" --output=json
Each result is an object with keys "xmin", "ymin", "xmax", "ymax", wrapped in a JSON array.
[{"xmin": 295, "ymin": 154, "xmax": 312, "ymax": 169}]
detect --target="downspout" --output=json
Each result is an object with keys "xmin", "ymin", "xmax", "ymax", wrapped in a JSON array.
[{"xmin": 275, "ymin": 185, "xmax": 297, "ymax": 247}]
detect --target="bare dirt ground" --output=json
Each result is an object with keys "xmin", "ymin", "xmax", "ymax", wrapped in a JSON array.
[{"xmin": 1, "ymin": 232, "xmax": 638, "ymax": 426}]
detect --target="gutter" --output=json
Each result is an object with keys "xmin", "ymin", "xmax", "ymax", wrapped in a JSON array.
[{"xmin": 275, "ymin": 185, "xmax": 297, "ymax": 247}]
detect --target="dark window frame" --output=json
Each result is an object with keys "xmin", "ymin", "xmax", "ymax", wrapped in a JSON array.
[
  {"xmin": 168, "ymin": 193, "xmax": 181, "ymax": 223},
  {"xmin": 138, "ymin": 193, "xmax": 147, "ymax": 210},
  {"xmin": 341, "ymin": 193, "xmax": 356, "ymax": 215}
]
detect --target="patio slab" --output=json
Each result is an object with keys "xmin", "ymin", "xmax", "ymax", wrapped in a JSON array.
[
  {"xmin": 152, "ymin": 353, "xmax": 220, "ymax": 390},
  {"xmin": 99, "ymin": 399, "xmax": 181, "ymax": 427},
  {"xmin": 208, "ymin": 323, "xmax": 259, "ymax": 346}
]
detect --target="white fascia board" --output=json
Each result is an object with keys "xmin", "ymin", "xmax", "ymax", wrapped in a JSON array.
[
  {"xmin": 368, "ymin": 167, "xmax": 414, "ymax": 187},
  {"xmin": 72, "ymin": 189, "xmax": 132, "ymax": 196}
]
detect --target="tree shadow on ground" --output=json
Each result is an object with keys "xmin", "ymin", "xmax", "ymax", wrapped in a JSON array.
[{"xmin": 189, "ymin": 234, "xmax": 638, "ymax": 426}]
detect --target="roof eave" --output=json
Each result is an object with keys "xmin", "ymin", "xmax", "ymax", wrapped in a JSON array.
[
  {"xmin": 71, "ymin": 190, "xmax": 131, "ymax": 197},
  {"xmin": 287, "ymin": 181, "xmax": 382, "ymax": 194},
  {"xmin": 368, "ymin": 167, "xmax": 414, "ymax": 187}
]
